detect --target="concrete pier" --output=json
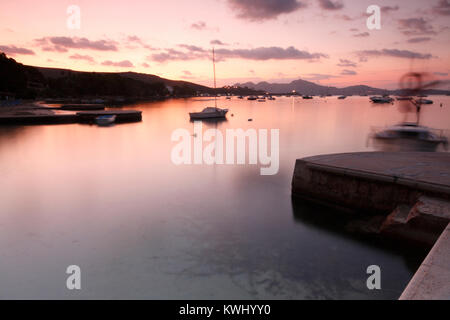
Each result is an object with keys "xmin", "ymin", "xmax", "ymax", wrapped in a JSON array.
[
  {"xmin": 292, "ymin": 152, "xmax": 450, "ymax": 214},
  {"xmin": 60, "ymin": 104, "xmax": 105, "ymax": 111},
  {"xmin": 400, "ymin": 223, "xmax": 450, "ymax": 300},
  {"xmin": 76, "ymin": 110, "xmax": 142, "ymax": 123},
  {"xmin": 0, "ymin": 109, "xmax": 142, "ymax": 125},
  {"xmin": 291, "ymin": 151, "xmax": 450, "ymax": 300}
]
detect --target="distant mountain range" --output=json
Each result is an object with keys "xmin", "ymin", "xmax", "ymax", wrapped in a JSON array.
[
  {"xmin": 0, "ymin": 52, "xmax": 260, "ymax": 99},
  {"xmin": 1, "ymin": 52, "xmax": 448, "ymax": 100},
  {"xmin": 234, "ymin": 79, "xmax": 450, "ymax": 96}
]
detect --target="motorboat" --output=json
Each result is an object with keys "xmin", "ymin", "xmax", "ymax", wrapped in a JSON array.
[
  {"xmin": 302, "ymin": 95, "xmax": 313, "ymax": 99},
  {"xmin": 338, "ymin": 95, "xmax": 347, "ymax": 99},
  {"xmin": 189, "ymin": 107, "xmax": 228, "ymax": 119},
  {"xmin": 373, "ymin": 122, "xmax": 447, "ymax": 147},
  {"xmin": 95, "ymin": 115, "xmax": 116, "ymax": 126},
  {"xmin": 370, "ymin": 96, "xmax": 394, "ymax": 103},
  {"xmin": 247, "ymin": 96, "xmax": 258, "ymax": 100}
]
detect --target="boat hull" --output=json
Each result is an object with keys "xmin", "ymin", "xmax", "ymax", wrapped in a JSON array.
[{"xmin": 189, "ymin": 110, "xmax": 228, "ymax": 120}]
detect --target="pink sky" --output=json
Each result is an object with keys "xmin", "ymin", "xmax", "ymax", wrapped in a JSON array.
[{"xmin": 1, "ymin": 0, "xmax": 449, "ymax": 89}]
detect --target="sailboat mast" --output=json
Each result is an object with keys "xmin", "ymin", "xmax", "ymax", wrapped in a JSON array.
[{"xmin": 213, "ymin": 47, "xmax": 217, "ymax": 108}]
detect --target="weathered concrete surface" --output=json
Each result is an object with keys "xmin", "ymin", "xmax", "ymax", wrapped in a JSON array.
[
  {"xmin": 380, "ymin": 196, "xmax": 450, "ymax": 246},
  {"xmin": 400, "ymin": 223, "xmax": 450, "ymax": 300},
  {"xmin": 292, "ymin": 152, "xmax": 450, "ymax": 215}
]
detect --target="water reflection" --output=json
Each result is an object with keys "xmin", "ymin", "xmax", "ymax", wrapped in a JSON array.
[{"xmin": 0, "ymin": 96, "xmax": 449, "ymax": 299}]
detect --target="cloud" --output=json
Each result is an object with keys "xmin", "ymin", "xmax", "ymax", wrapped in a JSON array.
[
  {"xmin": 318, "ymin": 0, "xmax": 344, "ymax": 10},
  {"xmin": 69, "ymin": 54, "xmax": 95, "ymax": 63},
  {"xmin": 141, "ymin": 62, "xmax": 150, "ymax": 68},
  {"xmin": 215, "ymin": 46, "xmax": 328, "ymax": 60},
  {"xmin": 210, "ymin": 39, "xmax": 228, "ymax": 46},
  {"xmin": 381, "ymin": 6, "xmax": 399, "ymax": 13},
  {"xmin": 101, "ymin": 60, "xmax": 134, "ymax": 67},
  {"xmin": 0, "ymin": 45, "xmax": 35, "ymax": 55},
  {"xmin": 303, "ymin": 73, "xmax": 337, "ymax": 81},
  {"xmin": 358, "ymin": 49, "xmax": 433, "ymax": 60},
  {"xmin": 35, "ymin": 36, "xmax": 118, "ymax": 51},
  {"xmin": 227, "ymin": 0, "xmax": 306, "ymax": 21},
  {"xmin": 150, "ymin": 45, "xmax": 327, "ymax": 62},
  {"xmin": 191, "ymin": 21, "xmax": 207, "ymax": 30},
  {"xmin": 398, "ymin": 18, "xmax": 436, "ymax": 36},
  {"xmin": 337, "ymin": 59, "xmax": 357, "ymax": 67},
  {"xmin": 353, "ymin": 32, "xmax": 370, "ymax": 37},
  {"xmin": 150, "ymin": 48, "xmax": 208, "ymax": 62},
  {"xmin": 340, "ymin": 69, "xmax": 357, "ymax": 75},
  {"xmin": 183, "ymin": 70, "xmax": 192, "ymax": 75},
  {"xmin": 407, "ymin": 37, "xmax": 432, "ymax": 43},
  {"xmin": 433, "ymin": 0, "xmax": 450, "ymax": 16},
  {"xmin": 178, "ymin": 44, "xmax": 205, "ymax": 52}
]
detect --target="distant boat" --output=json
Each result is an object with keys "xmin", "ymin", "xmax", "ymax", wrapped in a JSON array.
[
  {"xmin": 415, "ymin": 98, "xmax": 433, "ymax": 105},
  {"xmin": 257, "ymin": 99, "xmax": 266, "ymax": 102},
  {"xmin": 95, "ymin": 115, "xmax": 116, "ymax": 126},
  {"xmin": 338, "ymin": 95, "xmax": 347, "ymax": 99},
  {"xmin": 370, "ymin": 96, "xmax": 393, "ymax": 103},
  {"xmin": 189, "ymin": 48, "xmax": 228, "ymax": 120},
  {"xmin": 302, "ymin": 95, "xmax": 313, "ymax": 99},
  {"xmin": 268, "ymin": 96, "xmax": 276, "ymax": 100},
  {"xmin": 238, "ymin": 96, "xmax": 244, "ymax": 99},
  {"xmin": 226, "ymin": 96, "xmax": 231, "ymax": 100},
  {"xmin": 247, "ymin": 96, "xmax": 257, "ymax": 100}
]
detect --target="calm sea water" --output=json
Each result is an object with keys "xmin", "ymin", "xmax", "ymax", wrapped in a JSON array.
[{"xmin": 0, "ymin": 96, "xmax": 449, "ymax": 299}]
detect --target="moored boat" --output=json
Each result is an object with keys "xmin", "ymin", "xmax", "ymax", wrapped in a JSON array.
[
  {"xmin": 189, "ymin": 107, "xmax": 228, "ymax": 119},
  {"xmin": 370, "ymin": 96, "xmax": 394, "ymax": 103}
]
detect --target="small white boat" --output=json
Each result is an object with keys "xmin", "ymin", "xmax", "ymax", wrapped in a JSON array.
[
  {"xmin": 189, "ymin": 107, "xmax": 228, "ymax": 120},
  {"xmin": 189, "ymin": 48, "xmax": 229, "ymax": 120},
  {"xmin": 95, "ymin": 115, "xmax": 116, "ymax": 126}
]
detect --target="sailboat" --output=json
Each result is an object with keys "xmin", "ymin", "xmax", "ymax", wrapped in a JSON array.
[{"xmin": 189, "ymin": 48, "xmax": 228, "ymax": 120}]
